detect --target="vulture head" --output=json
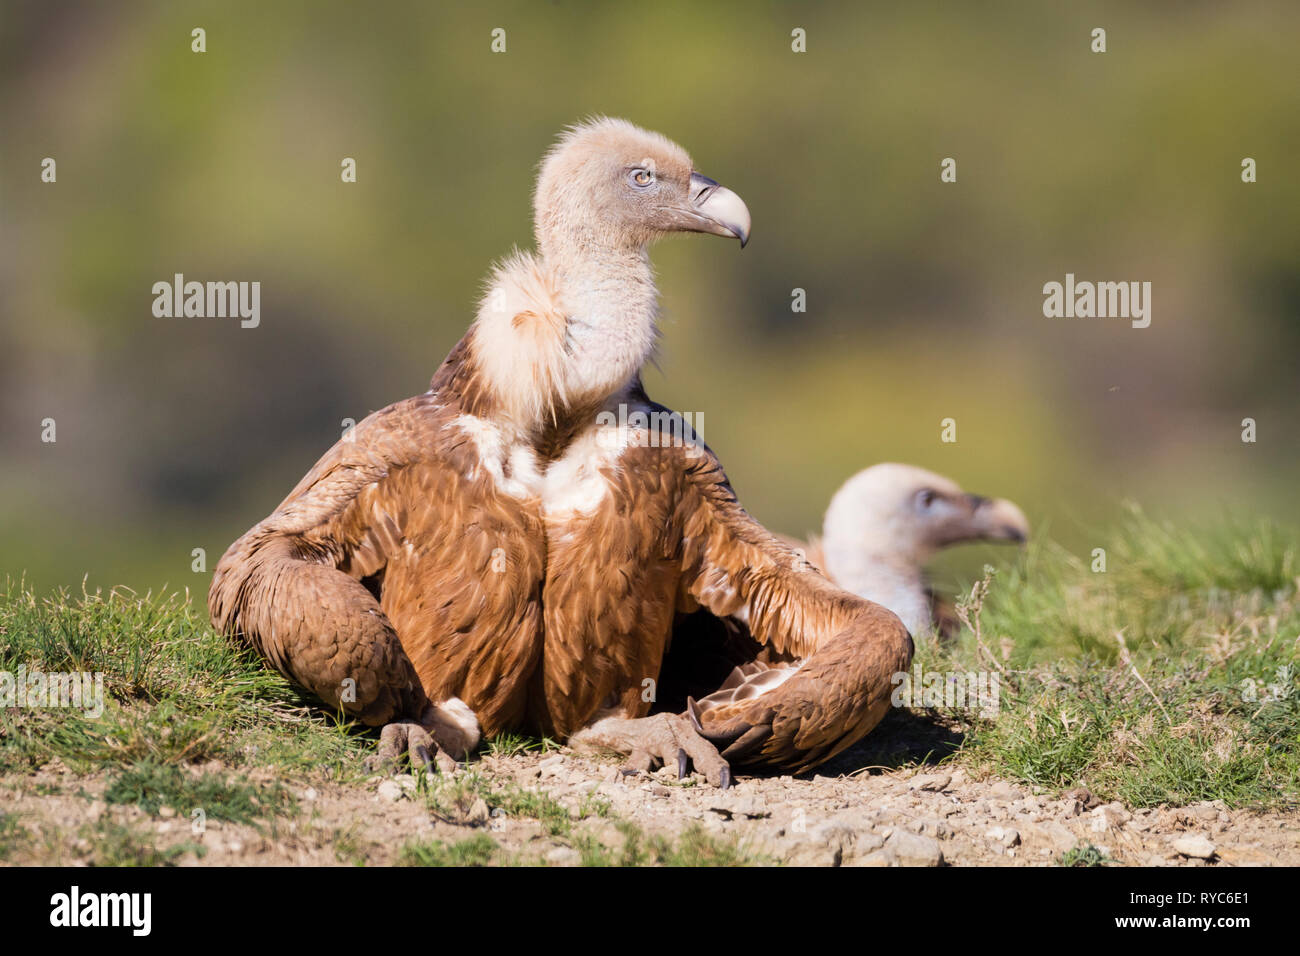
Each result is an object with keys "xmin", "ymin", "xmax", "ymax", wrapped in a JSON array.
[
  {"xmin": 817, "ymin": 464, "xmax": 1030, "ymax": 637},
  {"xmin": 533, "ymin": 117, "xmax": 751, "ymax": 256},
  {"xmin": 823, "ymin": 463, "xmax": 1030, "ymax": 569}
]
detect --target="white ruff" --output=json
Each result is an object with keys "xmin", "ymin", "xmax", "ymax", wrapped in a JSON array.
[{"xmin": 451, "ymin": 402, "xmax": 659, "ymax": 517}]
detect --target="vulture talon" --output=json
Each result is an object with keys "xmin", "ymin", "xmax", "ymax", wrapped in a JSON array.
[
  {"xmin": 371, "ymin": 717, "xmax": 470, "ymax": 777},
  {"xmin": 571, "ymin": 713, "xmax": 732, "ymax": 789},
  {"xmin": 719, "ymin": 767, "xmax": 732, "ymax": 791}
]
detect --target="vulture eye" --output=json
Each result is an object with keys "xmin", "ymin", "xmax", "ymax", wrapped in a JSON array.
[
  {"xmin": 629, "ymin": 168, "xmax": 655, "ymax": 187},
  {"xmin": 916, "ymin": 489, "xmax": 937, "ymax": 509}
]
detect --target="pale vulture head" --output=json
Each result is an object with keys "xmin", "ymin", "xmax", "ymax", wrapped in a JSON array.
[
  {"xmin": 823, "ymin": 463, "xmax": 1030, "ymax": 569},
  {"xmin": 533, "ymin": 117, "xmax": 751, "ymax": 257}
]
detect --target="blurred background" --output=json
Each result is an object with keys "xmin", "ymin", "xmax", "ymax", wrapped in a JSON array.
[{"xmin": 2, "ymin": 0, "xmax": 1297, "ymax": 596}]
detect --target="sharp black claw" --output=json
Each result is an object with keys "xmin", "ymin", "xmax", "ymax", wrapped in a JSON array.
[
  {"xmin": 719, "ymin": 767, "xmax": 732, "ymax": 790},
  {"xmin": 677, "ymin": 748, "xmax": 689, "ymax": 779},
  {"xmin": 412, "ymin": 743, "xmax": 436, "ymax": 774}
]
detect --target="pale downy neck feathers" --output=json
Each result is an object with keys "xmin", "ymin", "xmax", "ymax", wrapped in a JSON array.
[
  {"xmin": 822, "ymin": 529, "xmax": 935, "ymax": 639},
  {"xmin": 465, "ymin": 125, "xmax": 668, "ymax": 438},
  {"xmin": 467, "ymin": 246, "xmax": 657, "ymax": 435}
]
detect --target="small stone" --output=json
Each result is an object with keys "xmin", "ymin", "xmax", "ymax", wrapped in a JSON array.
[
  {"xmin": 855, "ymin": 833, "xmax": 885, "ymax": 853},
  {"xmin": 810, "ymin": 820, "xmax": 855, "ymax": 849},
  {"xmin": 535, "ymin": 755, "xmax": 566, "ymax": 779},
  {"xmin": 885, "ymin": 831, "xmax": 944, "ymax": 867},
  {"xmin": 1024, "ymin": 821, "xmax": 1077, "ymax": 854},
  {"xmin": 377, "ymin": 780, "xmax": 404, "ymax": 802},
  {"xmin": 1171, "ymin": 835, "xmax": 1217, "ymax": 860},
  {"xmin": 986, "ymin": 826, "xmax": 1021, "ymax": 848},
  {"xmin": 302, "ymin": 787, "xmax": 319, "ymax": 802},
  {"xmin": 1090, "ymin": 802, "xmax": 1131, "ymax": 831},
  {"xmin": 1064, "ymin": 787, "xmax": 1100, "ymax": 811},
  {"xmin": 909, "ymin": 818, "xmax": 951, "ymax": 839},
  {"xmin": 395, "ymin": 774, "xmax": 417, "ymax": 792},
  {"xmin": 158, "ymin": 805, "xmax": 176, "ymax": 819},
  {"xmin": 988, "ymin": 781, "xmax": 1021, "ymax": 800},
  {"xmin": 465, "ymin": 798, "xmax": 491, "ymax": 826},
  {"xmin": 908, "ymin": 773, "xmax": 952, "ymax": 793}
]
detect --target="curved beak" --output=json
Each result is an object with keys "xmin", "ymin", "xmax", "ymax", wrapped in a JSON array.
[
  {"xmin": 963, "ymin": 495, "xmax": 1031, "ymax": 545},
  {"xmin": 686, "ymin": 171, "xmax": 751, "ymax": 247}
]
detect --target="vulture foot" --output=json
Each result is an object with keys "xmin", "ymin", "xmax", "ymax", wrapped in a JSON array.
[
  {"xmin": 570, "ymin": 713, "xmax": 731, "ymax": 788},
  {"xmin": 367, "ymin": 698, "xmax": 482, "ymax": 776},
  {"xmin": 368, "ymin": 720, "xmax": 461, "ymax": 776}
]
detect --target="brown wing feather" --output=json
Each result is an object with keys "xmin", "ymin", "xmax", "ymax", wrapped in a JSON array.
[{"xmin": 670, "ymin": 444, "xmax": 914, "ymax": 774}]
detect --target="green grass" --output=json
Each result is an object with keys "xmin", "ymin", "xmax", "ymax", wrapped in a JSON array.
[
  {"xmin": 419, "ymin": 769, "xmax": 593, "ymax": 837},
  {"xmin": 1059, "ymin": 843, "xmax": 1111, "ymax": 867},
  {"xmin": 916, "ymin": 509, "xmax": 1300, "ymax": 810},
  {"xmin": 0, "ymin": 578, "xmax": 377, "ymax": 778},
  {"xmin": 103, "ymin": 761, "xmax": 296, "ymax": 825},
  {"xmin": 0, "ymin": 811, "xmax": 27, "ymax": 861},
  {"xmin": 399, "ymin": 833, "xmax": 499, "ymax": 867},
  {"xmin": 484, "ymin": 732, "xmax": 559, "ymax": 757},
  {"xmin": 76, "ymin": 818, "xmax": 207, "ymax": 867}
]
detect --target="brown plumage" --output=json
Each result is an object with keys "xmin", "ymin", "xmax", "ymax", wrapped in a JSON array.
[
  {"xmin": 683, "ymin": 466, "xmax": 1028, "ymax": 772},
  {"xmin": 209, "ymin": 118, "xmax": 912, "ymax": 783}
]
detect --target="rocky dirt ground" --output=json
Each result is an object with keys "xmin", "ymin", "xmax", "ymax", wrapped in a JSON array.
[{"xmin": 5, "ymin": 744, "xmax": 1296, "ymax": 867}]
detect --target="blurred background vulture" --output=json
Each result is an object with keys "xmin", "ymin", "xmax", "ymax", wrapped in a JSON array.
[
  {"xmin": 797, "ymin": 464, "xmax": 1030, "ymax": 638},
  {"xmin": 208, "ymin": 119, "xmax": 914, "ymax": 785}
]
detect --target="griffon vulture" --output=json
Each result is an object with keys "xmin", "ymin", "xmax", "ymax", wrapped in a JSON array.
[
  {"xmin": 209, "ymin": 119, "xmax": 913, "ymax": 785},
  {"xmin": 800, "ymin": 464, "xmax": 1030, "ymax": 637}
]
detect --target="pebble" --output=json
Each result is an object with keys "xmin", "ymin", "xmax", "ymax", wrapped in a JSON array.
[
  {"xmin": 465, "ymin": 798, "xmax": 491, "ymax": 826},
  {"xmin": 908, "ymin": 773, "xmax": 952, "ymax": 792},
  {"xmin": 1090, "ymin": 802, "xmax": 1131, "ymax": 831},
  {"xmin": 886, "ymin": 830, "xmax": 944, "ymax": 867},
  {"xmin": 986, "ymin": 826, "xmax": 1021, "ymax": 848},
  {"xmin": 1171, "ymin": 835, "xmax": 1217, "ymax": 860}
]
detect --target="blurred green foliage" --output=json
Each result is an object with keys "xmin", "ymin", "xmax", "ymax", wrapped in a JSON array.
[{"xmin": 2, "ymin": 1, "xmax": 1297, "ymax": 593}]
